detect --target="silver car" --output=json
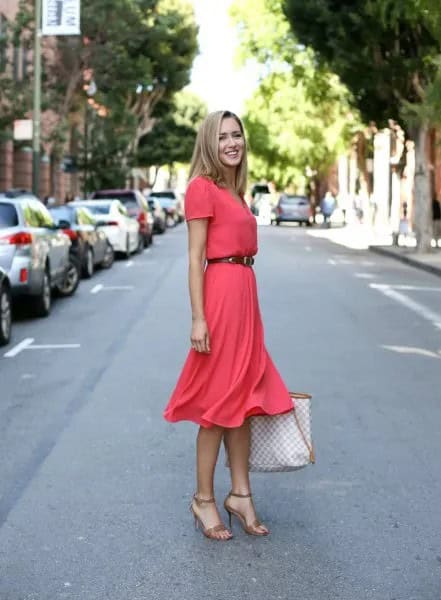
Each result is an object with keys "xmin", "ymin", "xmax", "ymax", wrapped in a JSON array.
[{"xmin": 0, "ymin": 191, "xmax": 71, "ymax": 317}]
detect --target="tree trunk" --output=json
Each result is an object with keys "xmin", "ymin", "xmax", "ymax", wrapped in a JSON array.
[{"xmin": 413, "ymin": 123, "xmax": 433, "ymax": 253}]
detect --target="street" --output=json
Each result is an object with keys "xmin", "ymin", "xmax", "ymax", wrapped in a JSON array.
[{"xmin": 1, "ymin": 224, "xmax": 441, "ymax": 600}]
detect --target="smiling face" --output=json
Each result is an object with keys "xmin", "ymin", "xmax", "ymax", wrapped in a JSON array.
[{"xmin": 218, "ymin": 116, "xmax": 245, "ymax": 173}]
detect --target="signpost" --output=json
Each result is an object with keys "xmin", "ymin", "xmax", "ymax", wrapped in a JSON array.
[{"xmin": 32, "ymin": 0, "xmax": 81, "ymax": 197}]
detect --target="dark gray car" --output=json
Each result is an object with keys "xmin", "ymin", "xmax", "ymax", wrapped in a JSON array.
[{"xmin": 0, "ymin": 191, "xmax": 71, "ymax": 317}]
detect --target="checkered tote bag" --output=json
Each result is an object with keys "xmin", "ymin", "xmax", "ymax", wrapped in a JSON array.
[{"xmin": 248, "ymin": 392, "xmax": 315, "ymax": 472}]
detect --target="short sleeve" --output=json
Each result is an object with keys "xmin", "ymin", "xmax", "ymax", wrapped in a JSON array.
[{"xmin": 184, "ymin": 177, "xmax": 214, "ymax": 221}]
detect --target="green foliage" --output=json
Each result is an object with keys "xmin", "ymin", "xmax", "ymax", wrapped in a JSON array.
[
  {"xmin": 230, "ymin": 0, "xmax": 356, "ymax": 189},
  {"xmin": 0, "ymin": 0, "xmax": 198, "ymax": 187},
  {"xmin": 0, "ymin": 0, "xmax": 33, "ymax": 142},
  {"xmin": 137, "ymin": 90, "xmax": 207, "ymax": 168},
  {"xmin": 283, "ymin": 0, "xmax": 441, "ymax": 127}
]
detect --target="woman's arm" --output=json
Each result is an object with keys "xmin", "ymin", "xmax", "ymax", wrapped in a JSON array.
[{"xmin": 187, "ymin": 219, "xmax": 211, "ymax": 354}]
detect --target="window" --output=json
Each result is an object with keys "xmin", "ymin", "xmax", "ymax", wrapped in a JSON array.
[
  {"xmin": 0, "ymin": 203, "xmax": 19, "ymax": 228},
  {"xmin": 77, "ymin": 208, "xmax": 95, "ymax": 226},
  {"xmin": 21, "ymin": 202, "xmax": 41, "ymax": 228}
]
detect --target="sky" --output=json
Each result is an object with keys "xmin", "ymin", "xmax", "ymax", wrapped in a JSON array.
[{"xmin": 187, "ymin": 0, "xmax": 259, "ymax": 116}]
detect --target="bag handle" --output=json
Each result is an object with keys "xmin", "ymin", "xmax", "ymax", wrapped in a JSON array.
[{"xmin": 289, "ymin": 392, "xmax": 315, "ymax": 464}]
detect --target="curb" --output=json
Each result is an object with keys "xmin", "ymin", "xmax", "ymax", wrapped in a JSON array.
[{"xmin": 369, "ymin": 245, "xmax": 441, "ymax": 278}]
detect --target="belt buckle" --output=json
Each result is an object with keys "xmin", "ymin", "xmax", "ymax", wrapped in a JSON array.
[{"xmin": 244, "ymin": 256, "xmax": 253, "ymax": 266}]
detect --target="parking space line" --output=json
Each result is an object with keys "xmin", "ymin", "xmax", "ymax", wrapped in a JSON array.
[
  {"xmin": 4, "ymin": 338, "xmax": 34, "ymax": 358},
  {"xmin": 4, "ymin": 338, "xmax": 81, "ymax": 358},
  {"xmin": 126, "ymin": 260, "xmax": 134, "ymax": 268},
  {"xmin": 370, "ymin": 283, "xmax": 441, "ymax": 331},
  {"xmin": 355, "ymin": 272, "xmax": 376, "ymax": 279},
  {"xmin": 90, "ymin": 284, "xmax": 103, "ymax": 294},
  {"xmin": 382, "ymin": 345, "xmax": 441, "ymax": 359}
]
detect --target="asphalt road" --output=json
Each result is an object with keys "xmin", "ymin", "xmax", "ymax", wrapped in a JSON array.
[{"xmin": 1, "ymin": 223, "xmax": 440, "ymax": 600}]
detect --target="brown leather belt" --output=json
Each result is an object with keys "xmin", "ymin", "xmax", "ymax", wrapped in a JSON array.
[{"xmin": 207, "ymin": 256, "xmax": 255, "ymax": 267}]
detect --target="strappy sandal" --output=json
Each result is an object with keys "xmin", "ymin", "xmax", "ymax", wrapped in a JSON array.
[
  {"xmin": 190, "ymin": 495, "xmax": 233, "ymax": 541},
  {"xmin": 223, "ymin": 491, "xmax": 270, "ymax": 536}
]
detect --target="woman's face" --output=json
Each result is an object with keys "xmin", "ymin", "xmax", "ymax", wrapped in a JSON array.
[{"xmin": 218, "ymin": 117, "xmax": 245, "ymax": 171}]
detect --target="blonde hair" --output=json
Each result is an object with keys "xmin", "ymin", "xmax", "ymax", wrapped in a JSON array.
[{"xmin": 188, "ymin": 110, "xmax": 248, "ymax": 196}]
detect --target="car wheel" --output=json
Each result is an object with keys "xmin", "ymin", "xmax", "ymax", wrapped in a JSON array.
[
  {"xmin": 166, "ymin": 214, "xmax": 176, "ymax": 228},
  {"xmin": 137, "ymin": 233, "xmax": 144, "ymax": 253},
  {"xmin": 56, "ymin": 255, "xmax": 80, "ymax": 297},
  {"xmin": 83, "ymin": 246, "xmax": 94, "ymax": 278},
  {"xmin": 33, "ymin": 268, "xmax": 51, "ymax": 318},
  {"xmin": 101, "ymin": 242, "xmax": 114, "ymax": 269},
  {"xmin": 124, "ymin": 235, "xmax": 131, "ymax": 259},
  {"xmin": 0, "ymin": 283, "xmax": 12, "ymax": 346}
]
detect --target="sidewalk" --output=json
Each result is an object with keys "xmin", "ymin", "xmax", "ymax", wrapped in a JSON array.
[
  {"xmin": 308, "ymin": 222, "xmax": 441, "ymax": 278},
  {"xmin": 369, "ymin": 244, "xmax": 441, "ymax": 277}
]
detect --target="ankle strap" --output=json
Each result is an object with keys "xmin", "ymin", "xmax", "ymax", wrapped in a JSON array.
[
  {"xmin": 228, "ymin": 491, "xmax": 252, "ymax": 498},
  {"xmin": 193, "ymin": 494, "xmax": 215, "ymax": 505}
]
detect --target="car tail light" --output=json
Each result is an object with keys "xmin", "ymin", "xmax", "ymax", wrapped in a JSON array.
[
  {"xmin": 0, "ymin": 231, "xmax": 33, "ymax": 245},
  {"xmin": 20, "ymin": 268, "xmax": 28, "ymax": 283},
  {"xmin": 63, "ymin": 229, "xmax": 78, "ymax": 241},
  {"xmin": 107, "ymin": 220, "xmax": 119, "ymax": 226},
  {"xmin": 138, "ymin": 212, "xmax": 146, "ymax": 223}
]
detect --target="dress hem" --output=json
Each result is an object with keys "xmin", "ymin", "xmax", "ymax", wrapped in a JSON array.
[{"xmin": 163, "ymin": 403, "xmax": 293, "ymax": 429}]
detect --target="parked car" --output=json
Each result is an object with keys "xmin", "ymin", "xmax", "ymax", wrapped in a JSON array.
[
  {"xmin": 49, "ymin": 204, "xmax": 114, "ymax": 278},
  {"xmin": 147, "ymin": 197, "xmax": 167, "ymax": 234},
  {"xmin": 273, "ymin": 194, "xmax": 312, "ymax": 226},
  {"xmin": 0, "ymin": 191, "xmax": 72, "ymax": 316},
  {"xmin": 71, "ymin": 200, "xmax": 140, "ymax": 258},
  {"xmin": 0, "ymin": 266, "xmax": 12, "ymax": 346},
  {"xmin": 91, "ymin": 189, "xmax": 154, "ymax": 247},
  {"xmin": 250, "ymin": 183, "xmax": 271, "ymax": 216},
  {"xmin": 149, "ymin": 190, "xmax": 184, "ymax": 226}
]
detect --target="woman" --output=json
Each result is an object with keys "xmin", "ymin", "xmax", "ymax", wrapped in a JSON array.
[{"xmin": 164, "ymin": 110, "xmax": 293, "ymax": 541}]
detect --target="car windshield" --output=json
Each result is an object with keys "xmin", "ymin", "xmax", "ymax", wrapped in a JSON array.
[
  {"xmin": 81, "ymin": 203, "xmax": 111, "ymax": 215},
  {"xmin": 281, "ymin": 196, "xmax": 308, "ymax": 204},
  {"xmin": 150, "ymin": 191, "xmax": 176, "ymax": 199},
  {"xmin": 0, "ymin": 203, "xmax": 19, "ymax": 228},
  {"xmin": 94, "ymin": 192, "xmax": 136, "ymax": 207},
  {"xmin": 50, "ymin": 206, "xmax": 74, "ymax": 222}
]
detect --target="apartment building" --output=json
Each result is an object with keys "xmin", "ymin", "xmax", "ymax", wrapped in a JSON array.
[{"xmin": 0, "ymin": 0, "xmax": 76, "ymax": 199}]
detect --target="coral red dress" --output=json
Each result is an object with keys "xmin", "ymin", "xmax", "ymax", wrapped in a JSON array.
[{"xmin": 163, "ymin": 176, "xmax": 293, "ymax": 428}]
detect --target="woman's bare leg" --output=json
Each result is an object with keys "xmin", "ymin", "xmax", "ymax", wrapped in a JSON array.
[
  {"xmin": 193, "ymin": 425, "xmax": 232, "ymax": 539},
  {"xmin": 224, "ymin": 421, "xmax": 269, "ymax": 534}
]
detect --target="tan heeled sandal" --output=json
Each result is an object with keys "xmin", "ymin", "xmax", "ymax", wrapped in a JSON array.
[
  {"xmin": 224, "ymin": 491, "xmax": 270, "ymax": 536},
  {"xmin": 190, "ymin": 495, "xmax": 233, "ymax": 541}
]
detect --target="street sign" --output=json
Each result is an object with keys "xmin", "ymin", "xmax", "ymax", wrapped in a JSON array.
[
  {"xmin": 42, "ymin": 0, "xmax": 81, "ymax": 36},
  {"xmin": 14, "ymin": 119, "xmax": 33, "ymax": 140}
]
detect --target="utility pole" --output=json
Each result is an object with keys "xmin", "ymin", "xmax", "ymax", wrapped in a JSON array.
[{"xmin": 32, "ymin": 0, "xmax": 42, "ymax": 197}]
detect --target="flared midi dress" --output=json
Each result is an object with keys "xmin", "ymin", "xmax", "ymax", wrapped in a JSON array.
[{"xmin": 163, "ymin": 176, "xmax": 293, "ymax": 429}]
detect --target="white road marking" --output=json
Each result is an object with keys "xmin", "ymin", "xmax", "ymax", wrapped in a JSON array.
[
  {"xmin": 370, "ymin": 283, "xmax": 441, "ymax": 331},
  {"xmin": 304, "ymin": 246, "xmax": 312, "ymax": 252},
  {"xmin": 384, "ymin": 284, "xmax": 441, "ymax": 292},
  {"xmin": 328, "ymin": 259, "xmax": 337, "ymax": 265},
  {"xmin": 29, "ymin": 344, "xmax": 81, "ymax": 350},
  {"xmin": 90, "ymin": 284, "xmax": 103, "ymax": 294},
  {"xmin": 102, "ymin": 285, "xmax": 134, "ymax": 291},
  {"xmin": 126, "ymin": 260, "xmax": 134, "ymax": 268},
  {"xmin": 361, "ymin": 260, "xmax": 376, "ymax": 267},
  {"xmin": 382, "ymin": 345, "xmax": 441, "ymax": 359},
  {"xmin": 4, "ymin": 338, "xmax": 34, "ymax": 358},
  {"xmin": 4, "ymin": 338, "xmax": 80, "ymax": 358},
  {"xmin": 355, "ymin": 272, "xmax": 376, "ymax": 279}
]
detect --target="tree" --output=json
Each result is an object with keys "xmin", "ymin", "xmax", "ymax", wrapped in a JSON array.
[
  {"xmin": 283, "ymin": 0, "xmax": 441, "ymax": 251},
  {"xmin": 230, "ymin": 0, "xmax": 356, "ymax": 191},
  {"xmin": 137, "ymin": 90, "xmax": 207, "ymax": 185},
  {"xmin": 1, "ymin": 0, "xmax": 198, "ymax": 190}
]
